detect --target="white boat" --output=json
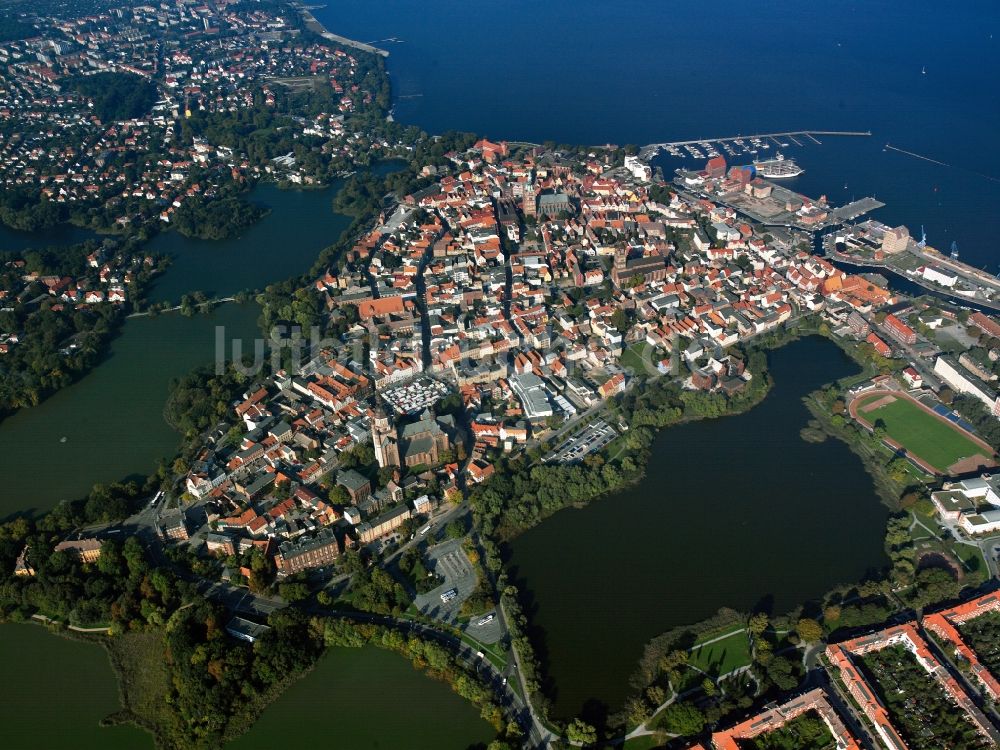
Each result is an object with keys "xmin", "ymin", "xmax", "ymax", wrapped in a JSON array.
[{"xmin": 754, "ymin": 152, "xmax": 804, "ymax": 178}]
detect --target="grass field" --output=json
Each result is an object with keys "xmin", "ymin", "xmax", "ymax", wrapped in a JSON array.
[
  {"xmin": 621, "ymin": 342, "xmax": 654, "ymax": 375},
  {"xmin": 951, "ymin": 542, "xmax": 987, "ymax": 575},
  {"xmin": 688, "ymin": 629, "xmax": 751, "ymax": 676},
  {"xmin": 624, "ymin": 735, "xmax": 666, "ymax": 750},
  {"xmin": 856, "ymin": 393, "xmax": 988, "ymax": 471},
  {"xmin": 104, "ymin": 629, "xmax": 172, "ymax": 736}
]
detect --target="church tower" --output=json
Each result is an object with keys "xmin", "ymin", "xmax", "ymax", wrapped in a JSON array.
[
  {"xmin": 371, "ymin": 406, "xmax": 400, "ymax": 468},
  {"xmin": 522, "ymin": 182, "xmax": 537, "ymax": 217},
  {"xmin": 612, "ymin": 245, "xmax": 628, "ymax": 285}
]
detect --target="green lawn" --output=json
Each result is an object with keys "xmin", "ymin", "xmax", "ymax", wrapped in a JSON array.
[
  {"xmin": 688, "ymin": 629, "xmax": 751, "ymax": 676},
  {"xmin": 857, "ymin": 394, "xmax": 988, "ymax": 471},
  {"xmin": 951, "ymin": 542, "xmax": 987, "ymax": 575},
  {"xmin": 621, "ymin": 342, "xmax": 655, "ymax": 375},
  {"xmin": 624, "ymin": 735, "xmax": 666, "ymax": 750}
]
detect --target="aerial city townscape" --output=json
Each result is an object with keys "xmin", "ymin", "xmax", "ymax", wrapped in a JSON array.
[{"xmin": 1, "ymin": 1, "xmax": 1000, "ymax": 749}]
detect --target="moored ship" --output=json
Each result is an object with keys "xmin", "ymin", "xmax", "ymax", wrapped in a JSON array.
[{"xmin": 753, "ymin": 152, "xmax": 803, "ymax": 178}]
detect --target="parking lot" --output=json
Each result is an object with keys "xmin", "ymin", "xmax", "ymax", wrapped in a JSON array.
[
  {"xmin": 413, "ymin": 539, "xmax": 477, "ymax": 624},
  {"xmin": 463, "ymin": 608, "xmax": 504, "ymax": 645},
  {"xmin": 544, "ymin": 419, "xmax": 617, "ymax": 464},
  {"xmin": 412, "ymin": 540, "xmax": 504, "ymax": 645}
]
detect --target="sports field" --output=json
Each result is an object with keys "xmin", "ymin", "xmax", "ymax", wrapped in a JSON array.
[{"xmin": 854, "ymin": 391, "xmax": 994, "ymax": 473}]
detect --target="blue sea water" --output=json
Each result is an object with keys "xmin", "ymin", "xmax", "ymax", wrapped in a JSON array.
[{"xmin": 318, "ymin": 0, "xmax": 1000, "ymax": 266}]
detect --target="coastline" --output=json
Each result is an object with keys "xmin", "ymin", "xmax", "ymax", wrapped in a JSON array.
[{"xmin": 295, "ymin": 4, "xmax": 389, "ymax": 57}]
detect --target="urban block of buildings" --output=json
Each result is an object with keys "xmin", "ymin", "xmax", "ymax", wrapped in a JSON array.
[{"xmin": 825, "ymin": 622, "xmax": 999, "ymax": 749}]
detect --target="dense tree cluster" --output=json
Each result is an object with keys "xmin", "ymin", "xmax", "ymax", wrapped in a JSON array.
[
  {"xmin": 336, "ymin": 550, "xmax": 410, "ymax": 615},
  {"xmin": 0, "ymin": 482, "xmax": 177, "ymax": 627},
  {"xmin": 257, "ymin": 280, "xmax": 325, "ymax": 333},
  {"xmin": 0, "ymin": 16, "xmax": 35, "ymax": 42},
  {"xmin": 0, "ymin": 301, "xmax": 116, "ymax": 413},
  {"xmin": 397, "ymin": 548, "xmax": 441, "ymax": 594},
  {"xmin": 163, "ymin": 364, "xmax": 253, "ymax": 439},
  {"xmin": 171, "ymin": 196, "xmax": 268, "ymax": 241},
  {"xmin": 0, "ymin": 188, "xmax": 67, "ymax": 231},
  {"xmin": 68, "ymin": 72, "xmax": 157, "ymax": 123},
  {"xmin": 164, "ymin": 604, "xmax": 323, "ymax": 748},
  {"xmin": 953, "ymin": 395, "xmax": 1000, "ymax": 451}
]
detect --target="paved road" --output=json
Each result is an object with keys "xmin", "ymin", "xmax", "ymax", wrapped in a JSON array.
[
  {"xmin": 499, "ymin": 597, "xmax": 561, "ymax": 748},
  {"xmin": 200, "ymin": 578, "xmax": 552, "ymax": 748},
  {"xmin": 122, "ymin": 495, "xmax": 556, "ymax": 747}
]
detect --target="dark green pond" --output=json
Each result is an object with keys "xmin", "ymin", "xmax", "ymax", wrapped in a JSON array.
[
  {"xmin": 507, "ymin": 336, "xmax": 889, "ymax": 718},
  {"xmin": 146, "ymin": 160, "xmax": 404, "ymax": 305},
  {"xmin": 0, "ymin": 624, "xmax": 153, "ymax": 749},
  {"xmin": 228, "ymin": 646, "xmax": 495, "ymax": 750},
  {"xmin": 145, "ymin": 183, "xmax": 352, "ymax": 305},
  {"xmin": 0, "ymin": 221, "xmax": 99, "ymax": 253},
  {"xmin": 0, "ymin": 303, "xmax": 260, "ymax": 517}
]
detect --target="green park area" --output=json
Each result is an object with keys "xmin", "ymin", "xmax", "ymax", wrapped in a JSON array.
[
  {"xmin": 856, "ymin": 393, "xmax": 990, "ymax": 472},
  {"xmin": 621, "ymin": 342, "xmax": 656, "ymax": 375},
  {"xmin": 688, "ymin": 629, "xmax": 752, "ymax": 676},
  {"xmin": 623, "ymin": 735, "xmax": 664, "ymax": 750}
]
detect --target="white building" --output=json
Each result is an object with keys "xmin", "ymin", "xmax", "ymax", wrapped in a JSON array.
[
  {"xmin": 921, "ymin": 265, "xmax": 958, "ymax": 288},
  {"xmin": 624, "ymin": 155, "xmax": 652, "ymax": 181},
  {"xmin": 509, "ymin": 372, "xmax": 554, "ymax": 419},
  {"xmin": 932, "ymin": 476, "xmax": 1000, "ymax": 535},
  {"xmin": 934, "ymin": 356, "xmax": 1000, "ymax": 417}
]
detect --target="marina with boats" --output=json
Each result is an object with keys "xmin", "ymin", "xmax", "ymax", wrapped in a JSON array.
[{"xmin": 639, "ymin": 129, "xmax": 872, "ymax": 161}]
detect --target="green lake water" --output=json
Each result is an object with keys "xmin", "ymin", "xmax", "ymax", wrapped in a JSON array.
[
  {"xmin": 0, "ymin": 303, "xmax": 260, "ymax": 517},
  {"xmin": 0, "ymin": 171, "xmax": 403, "ymax": 516},
  {"xmin": 0, "ymin": 624, "xmax": 153, "ymax": 749},
  {"xmin": 0, "ymin": 222, "xmax": 99, "ymax": 253},
  {"xmin": 146, "ymin": 183, "xmax": 352, "ymax": 305},
  {"xmin": 228, "ymin": 646, "xmax": 495, "ymax": 750},
  {"xmin": 507, "ymin": 336, "xmax": 890, "ymax": 718}
]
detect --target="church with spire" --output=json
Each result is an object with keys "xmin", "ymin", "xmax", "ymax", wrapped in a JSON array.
[{"xmin": 371, "ymin": 405, "xmax": 454, "ymax": 469}]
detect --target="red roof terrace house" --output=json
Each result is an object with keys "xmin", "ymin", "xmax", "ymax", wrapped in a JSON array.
[
  {"xmin": 923, "ymin": 592, "xmax": 1000, "ymax": 703},
  {"xmin": 694, "ymin": 687, "xmax": 862, "ymax": 750},
  {"xmin": 866, "ymin": 331, "xmax": 892, "ymax": 358},
  {"xmin": 825, "ymin": 622, "xmax": 1000, "ymax": 749},
  {"xmin": 882, "ymin": 313, "xmax": 917, "ymax": 345}
]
